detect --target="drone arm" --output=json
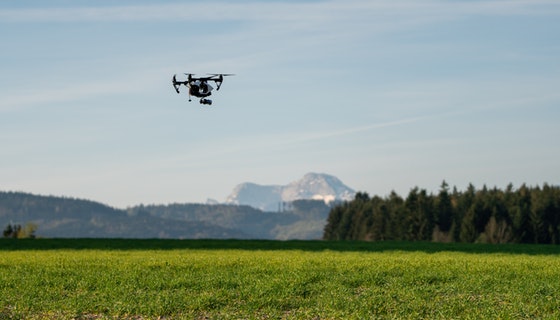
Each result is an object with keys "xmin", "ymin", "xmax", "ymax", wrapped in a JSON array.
[{"xmin": 172, "ymin": 77, "xmax": 189, "ymax": 94}]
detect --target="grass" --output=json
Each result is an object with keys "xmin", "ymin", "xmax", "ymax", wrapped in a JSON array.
[{"xmin": 1, "ymin": 239, "xmax": 559, "ymax": 319}]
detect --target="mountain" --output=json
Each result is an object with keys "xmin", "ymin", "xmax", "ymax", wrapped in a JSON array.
[
  {"xmin": 225, "ymin": 173, "xmax": 355, "ymax": 211},
  {"xmin": 282, "ymin": 173, "xmax": 356, "ymax": 203}
]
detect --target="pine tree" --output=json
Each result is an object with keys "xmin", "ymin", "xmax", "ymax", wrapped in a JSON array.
[{"xmin": 436, "ymin": 181, "xmax": 453, "ymax": 233}]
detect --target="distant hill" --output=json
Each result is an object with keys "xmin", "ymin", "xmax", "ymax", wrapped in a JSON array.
[
  {"xmin": 226, "ymin": 172, "xmax": 355, "ymax": 211},
  {"xmin": 0, "ymin": 192, "xmax": 243, "ymax": 239},
  {"xmin": 129, "ymin": 199, "xmax": 332, "ymax": 240},
  {"xmin": 0, "ymin": 191, "xmax": 334, "ymax": 239}
]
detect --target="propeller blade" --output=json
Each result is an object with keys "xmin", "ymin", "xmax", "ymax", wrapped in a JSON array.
[{"xmin": 172, "ymin": 75, "xmax": 181, "ymax": 93}]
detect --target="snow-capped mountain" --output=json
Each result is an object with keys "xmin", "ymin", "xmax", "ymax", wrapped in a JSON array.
[{"xmin": 225, "ymin": 173, "xmax": 355, "ymax": 211}]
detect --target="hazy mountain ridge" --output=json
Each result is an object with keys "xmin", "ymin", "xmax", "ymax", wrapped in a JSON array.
[{"xmin": 0, "ymin": 195, "xmax": 332, "ymax": 239}]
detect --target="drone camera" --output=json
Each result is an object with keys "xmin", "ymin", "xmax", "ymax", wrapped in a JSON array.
[{"xmin": 200, "ymin": 99, "xmax": 212, "ymax": 105}]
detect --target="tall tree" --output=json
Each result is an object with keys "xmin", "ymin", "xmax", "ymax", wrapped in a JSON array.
[
  {"xmin": 404, "ymin": 188, "xmax": 433, "ymax": 241},
  {"xmin": 436, "ymin": 181, "xmax": 454, "ymax": 233},
  {"xmin": 323, "ymin": 205, "xmax": 344, "ymax": 240}
]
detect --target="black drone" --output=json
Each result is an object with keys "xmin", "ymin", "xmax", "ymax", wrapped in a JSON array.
[{"xmin": 172, "ymin": 73, "xmax": 234, "ymax": 105}]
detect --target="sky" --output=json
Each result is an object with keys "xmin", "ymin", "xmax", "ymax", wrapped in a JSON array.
[{"xmin": 1, "ymin": 0, "xmax": 559, "ymax": 208}]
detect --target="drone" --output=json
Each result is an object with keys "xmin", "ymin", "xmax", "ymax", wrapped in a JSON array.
[{"xmin": 172, "ymin": 73, "xmax": 234, "ymax": 105}]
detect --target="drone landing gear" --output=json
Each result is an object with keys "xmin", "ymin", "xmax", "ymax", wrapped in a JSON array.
[{"xmin": 200, "ymin": 98, "xmax": 212, "ymax": 106}]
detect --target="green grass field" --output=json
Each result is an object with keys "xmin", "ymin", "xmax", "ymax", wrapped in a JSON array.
[{"xmin": 1, "ymin": 239, "xmax": 559, "ymax": 319}]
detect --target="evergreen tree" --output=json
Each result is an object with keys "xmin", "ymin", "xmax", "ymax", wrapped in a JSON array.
[
  {"xmin": 472, "ymin": 186, "xmax": 492, "ymax": 234},
  {"xmin": 403, "ymin": 188, "xmax": 432, "ymax": 241},
  {"xmin": 369, "ymin": 196, "xmax": 388, "ymax": 241},
  {"xmin": 323, "ymin": 205, "xmax": 344, "ymax": 240},
  {"xmin": 460, "ymin": 210, "xmax": 477, "ymax": 243},
  {"xmin": 511, "ymin": 184, "xmax": 532, "ymax": 243},
  {"xmin": 436, "ymin": 181, "xmax": 454, "ymax": 232},
  {"xmin": 386, "ymin": 191, "xmax": 405, "ymax": 240}
]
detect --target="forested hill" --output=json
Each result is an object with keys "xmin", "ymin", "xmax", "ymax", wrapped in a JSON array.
[
  {"xmin": 323, "ymin": 182, "xmax": 560, "ymax": 244},
  {"xmin": 0, "ymin": 191, "xmax": 243, "ymax": 238},
  {"xmin": 0, "ymin": 191, "xmax": 331, "ymax": 239}
]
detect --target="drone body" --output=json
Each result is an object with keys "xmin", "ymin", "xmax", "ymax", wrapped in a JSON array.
[{"xmin": 172, "ymin": 73, "xmax": 234, "ymax": 105}]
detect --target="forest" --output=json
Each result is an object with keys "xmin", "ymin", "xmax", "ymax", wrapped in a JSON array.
[{"xmin": 323, "ymin": 182, "xmax": 560, "ymax": 244}]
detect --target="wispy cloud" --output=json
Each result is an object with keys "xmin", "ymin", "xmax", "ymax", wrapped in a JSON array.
[
  {"xmin": 155, "ymin": 115, "xmax": 429, "ymax": 168},
  {"xmin": 279, "ymin": 117, "xmax": 426, "ymax": 145},
  {"xmin": 1, "ymin": 1, "xmax": 558, "ymax": 23},
  {"xmin": 0, "ymin": 67, "xmax": 165, "ymax": 112},
  {"xmin": 0, "ymin": 81, "xmax": 139, "ymax": 111}
]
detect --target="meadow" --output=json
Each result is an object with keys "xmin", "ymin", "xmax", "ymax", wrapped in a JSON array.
[{"xmin": 1, "ymin": 239, "xmax": 559, "ymax": 319}]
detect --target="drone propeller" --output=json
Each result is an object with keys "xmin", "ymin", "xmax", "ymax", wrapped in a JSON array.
[
  {"xmin": 172, "ymin": 74, "xmax": 180, "ymax": 93},
  {"xmin": 207, "ymin": 73, "xmax": 235, "ymax": 77}
]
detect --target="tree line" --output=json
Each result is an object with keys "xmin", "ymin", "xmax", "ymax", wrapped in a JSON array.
[{"xmin": 323, "ymin": 182, "xmax": 560, "ymax": 244}]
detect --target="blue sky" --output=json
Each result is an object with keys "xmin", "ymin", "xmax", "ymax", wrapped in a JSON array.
[{"xmin": 1, "ymin": 0, "xmax": 559, "ymax": 208}]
